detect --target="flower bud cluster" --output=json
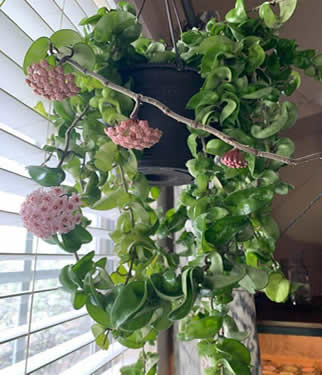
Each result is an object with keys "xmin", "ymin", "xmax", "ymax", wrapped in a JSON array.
[
  {"xmin": 105, "ymin": 119, "xmax": 162, "ymax": 150},
  {"xmin": 20, "ymin": 187, "xmax": 82, "ymax": 239},
  {"xmin": 25, "ymin": 60, "xmax": 80, "ymax": 100}
]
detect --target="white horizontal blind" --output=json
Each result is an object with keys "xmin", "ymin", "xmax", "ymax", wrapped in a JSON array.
[{"xmin": 0, "ymin": 1, "xmax": 137, "ymax": 374}]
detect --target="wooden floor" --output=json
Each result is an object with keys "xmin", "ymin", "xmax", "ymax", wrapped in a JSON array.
[{"xmin": 259, "ymin": 334, "xmax": 322, "ymax": 374}]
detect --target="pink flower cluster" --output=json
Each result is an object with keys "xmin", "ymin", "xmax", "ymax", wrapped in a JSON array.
[
  {"xmin": 221, "ymin": 149, "xmax": 248, "ymax": 168},
  {"xmin": 25, "ymin": 60, "xmax": 80, "ymax": 101},
  {"xmin": 20, "ymin": 187, "xmax": 83, "ymax": 239},
  {"xmin": 104, "ymin": 119, "xmax": 162, "ymax": 150}
]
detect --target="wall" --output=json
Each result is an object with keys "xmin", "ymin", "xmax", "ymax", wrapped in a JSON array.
[{"xmin": 273, "ymin": 112, "xmax": 322, "ymax": 296}]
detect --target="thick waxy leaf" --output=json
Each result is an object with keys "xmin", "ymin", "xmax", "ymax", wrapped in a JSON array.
[
  {"xmin": 59, "ymin": 265, "xmax": 78, "ymax": 292},
  {"xmin": 27, "ymin": 166, "xmax": 66, "ymax": 187},
  {"xmin": 168, "ymin": 267, "xmax": 202, "ymax": 320},
  {"xmin": 116, "ymin": 327, "xmax": 158, "ymax": 349},
  {"xmin": 259, "ymin": 3, "xmax": 277, "ymax": 28},
  {"xmin": 217, "ymin": 338, "xmax": 251, "ymax": 364},
  {"xmin": 225, "ymin": 0, "xmax": 248, "ymax": 23},
  {"xmin": 86, "ymin": 300, "xmax": 112, "ymax": 328},
  {"xmin": 225, "ymin": 185, "xmax": 274, "ymax": 216},
  {"xmin": 50, "ymin": 29, "xmax": 82, "ymax": 48},
  {"xmin": 265, "ymin": 272, "xmax": 290, "ymax": 302},
  {"xmin": 180, "ymin": 315, "xmax": 223, "ymax": 340},
  {"xmin": 206, "ymin": 265, "xmax": 246, "ymax": 289},
  {"xmin": 95, "ymin": 142, "xmax": 117, "ymax": 171},
  {"xmin": 222, "ymin": 316, "xmax": 248, "ymax": 341},
  {"xmin": 187, "ymin": 134, "xmax": 198, "ymax": 158},
  {"xmin": 72, "ymin": 251, "xmax": 95, "ymax": 280},
  {"xmin": 205, "ymin": 216, "xmax": 249, "ymax": 246},
  {"xmin": 239, "ymin": 265, "xmax": 269, "ymax": 293},
  {"xmin": 23, "ymin": 37, "xmax": 50, "ymax": 74},
  {"xmin": 72, "ymin": 290, "xmax": 87, "ymax": 309},
  {"xmin": 111, "ymin": 281, "xmax": 148, "ymax": 329},
  {"xmin": 206, "ymin": 139, "xmax": 231, "ymax": 156},
  {"xmin": 150, "ymin": 271, "xmax": 183, "ymax": 300},
  {"xmin": 71, "ymin": 42, "xmax": 96, "ymax": 70},
  {"xmin": 91, "ymin": 324, "xmax": 110, "ymax": 350},
  {"xmin": 93, "ymin": 189, "xmax": 130, "ymax": 210},
  {"xmin": 279, "ymin": 0, "xmax": 297, "ymax": 23}
]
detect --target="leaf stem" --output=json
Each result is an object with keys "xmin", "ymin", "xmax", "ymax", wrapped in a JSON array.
[{"xmin": 57, "ymin": 104, "xmax": 89, "ymax": 168}]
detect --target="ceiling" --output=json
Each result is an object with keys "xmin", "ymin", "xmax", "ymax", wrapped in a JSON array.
[{"xmin": 136, "ymin": 0, "xmax": 322, "ymax": 119}]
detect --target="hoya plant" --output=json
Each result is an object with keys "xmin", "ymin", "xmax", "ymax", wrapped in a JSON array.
[{"xmin": 21, "ymin": 0, "xmax": 322, "ymax": 374}]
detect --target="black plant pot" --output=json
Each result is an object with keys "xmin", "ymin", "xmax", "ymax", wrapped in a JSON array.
[{"xmin": 125, "ymin": 64, "xmax": 203, "ymax": 186}]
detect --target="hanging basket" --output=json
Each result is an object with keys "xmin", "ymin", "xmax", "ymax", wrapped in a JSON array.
[{"xmin": 125, "ymin": 64, "xmax": 203, "ymax": 186}]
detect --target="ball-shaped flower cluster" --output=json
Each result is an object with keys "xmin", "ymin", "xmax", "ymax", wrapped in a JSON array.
[
  {"xmin": 20, "ymin": 187, "xmax": 83, "ymax": 239},
  {"xmin": 25, "ymin": 60, "xmax": 80, "ymax": 101},
  {"xmin": 221, "ymin": 149, "xmax": 248, "ymax": 168},
  {"xmin": 104, "ymin": 119, "xmax": 162, "ymax": 150}
]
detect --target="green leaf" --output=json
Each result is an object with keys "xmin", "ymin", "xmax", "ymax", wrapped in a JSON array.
[
  {"xmin": 206, "ymin": 265, "xmax": 246, "ymax": 289},
  {"xmin": 220, "ymin": 99, "xmax": 237, "ymax": 124},
  {"xmin": 259, "ymin": 3, "xmax": 277, "ymax": 28},
  {"xmin": 94, "ymin": 10, "xmax": 137, "ymax": 43},
  {"xmin": 119, "ymin": 1, "xmax": 137, "ymax": 15},
  {"xmin": 205, "ymin": 216, "xmax": 249, "ymax": 246},
  {"xmin": 187, "ymin": 134, "xmax": 198, "ymax": 158},
  {"xmin": 265, "ymin": 272, "xmax": 290, "ymax": 302},
  {"xmin": 34, "ymin": 101, "xmax": 49, "ymax": 118},
  {"xmin": 168, "ymin": 268, "xmax": 202, "ymax": 320},
  {"xmin": 181, "ymin": 315, "xmax": 223, "ymax": 340},
  {"xmin": 242, "ymin": 87, "xmax": 272, "ymax": 99},
  {"xmin": 225, "ymin": 0, "xmax": 248, "ymax": 23},
  {"xmin": 23, "ymin": 37, "xmax": 50, "ymax": 74},
  {"xmin": 87, "ymin": 300, "xmax": 112, "ymax": 328},
  {"xmin": 54, "ymin": 100, "xmax": 75, "ymax": 122},
  {"xmin": 247, "ymin": 42, "xmax": 265, "ymax": 72},
  {"xmin": 150, "ymin": 186, "xmax": 160, "ymax": 200},
  {"xmin": 117, "ymin": 327, "xmax": 158, "ymax": 349},
  {"xmin": 225, "ymin": 185, "xmax": 274, "ymax": 216},
  {"xmin": 222, "ymin": 316, "xmax": 248, "ymax": 341},
  {"xmin": 73, "ymin": 225, "xmax": 93, "ymax": 244},
  {"xmin": 279, "ymin": 0, "xmax": 297, "ymax": 23},
  {"xmin": 71, "ymin": 42, "xmax": 96, "ymax": 71},
  {"xmin": 217, "ymin": 338, "xmax": 251, "ymax": 364},
  {"xmin": 93, "ymin": 189, "xmax": 130, "ymax": 210},
  {"xmin": 26, "ymin": 166, "xmax": 66, "ymax": 187},
  {"xmin": 59, "ymin": 265, "xmax": 78, "ymax": 292},
  {"xmin": 111, "ymin": 281, "xmax": 148, "ymax": 329},
  {"xmin": 94, "ymin": 268, "xmax": 114, "ymax": 289},
  {"xmin": 50, "ymin": 29, "xmax": 82, "ymax": 48},
  {"xmin": 206, "ymin": 139, "xmax": 232, "ymax": 156},
  {"xmin": 91, "ymin": 323, "xmax": 110, "ymax": 350},
  {"xmin": 239, "ymin": 266, "xmax": 269, "ymax": 292},
  {"xmin": 150, "ymin": 271, "xmax": 183, "ymax": 301},
  {"xmin": 72, "ymin": 290, "xmax": 87, "ymax": 309},
  {"xmin": 95, "ymin": 141, "xmax": 118, "ymax": 171}
]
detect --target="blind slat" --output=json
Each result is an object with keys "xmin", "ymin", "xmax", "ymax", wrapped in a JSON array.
[
  {"xmin": 75, "ymin": 0, "xmax": 99, "ymax": 18},
  {"xmin": 0, "ymin": 52, "xmax": 48, "ymax": 109},
  {"xmin": 0, "ymin": 269, "xmax": 60, "ymax": 284},
  {"xmin": 0, "ymin": 11, "xmax": 33, "ymax": 66},
  {"xmin": 0, "ymin": 89, "xmax": 51, "ymax": 145},
  {"xmin": 0, "ymin": 332, "xmax": 95, "ymax": 375},
  {"xmin": 60, "ymin": 343, "xmax": 127, "ymax": 375},
  {"xmin": 0, "ymin": 210, "xmax": 113, "ymax": 239},
  {"xmin": 26, "ymin": 0, "xmax": 78, "ymax": 32},
  {"xmin": 0, "ymin": 129, "xmax": 47, "ymax": 168},
  {"xmin": 1, "ymin": 0, "xmax": 53, "ymax": 39},
  {"xmin": 1, "ymin": 309, "xmax": 87, "ymax": 344},
  {"xmin": 54, "ymin": 0, "xmax": 86, "ymax": 32}
]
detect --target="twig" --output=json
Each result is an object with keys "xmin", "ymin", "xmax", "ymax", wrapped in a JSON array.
[
  {"xmin": 130, "ymin": 96, "xmax": 141, "ymax": 119},
  {"xmin": 74, "ymin": 252, "xmax": 80, "ymax": 262},
  {"xmin": 57, "ymin": 104, "xmax": 89, "ymax": 168},
  {"xmin": 67, "ymin": 59, "xmax": 322, "ymax": 167}
]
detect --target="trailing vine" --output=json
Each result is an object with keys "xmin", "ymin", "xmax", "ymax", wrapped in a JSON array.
[{"xmin": 20, "ymin": 1, "xmax": 322, "ymax": 374}]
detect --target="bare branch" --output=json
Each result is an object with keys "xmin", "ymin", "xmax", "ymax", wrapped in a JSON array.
[{"xmin": 67, "ymin": 59, "xmax": 322, "ymax": 167}]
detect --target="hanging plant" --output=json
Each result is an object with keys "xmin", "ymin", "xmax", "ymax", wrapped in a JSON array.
[{"xmin": 21, "ymin": 1, "xmax": 322, "ymax": 374}]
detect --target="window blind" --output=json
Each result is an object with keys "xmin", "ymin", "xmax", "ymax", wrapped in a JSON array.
[{"xmin": 0, "ymin": 1, "xmax": 138, "ymax": 374}]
